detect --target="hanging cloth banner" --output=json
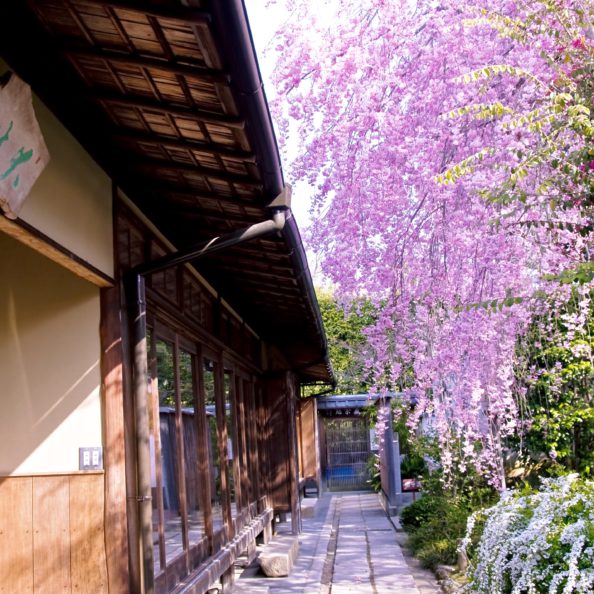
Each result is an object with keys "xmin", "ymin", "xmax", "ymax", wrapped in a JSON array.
[{"xmin": 0, "ymin": 72, "xmax": 50, "ymax": 219}]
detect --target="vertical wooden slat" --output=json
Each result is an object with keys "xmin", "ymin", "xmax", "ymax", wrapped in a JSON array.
[
  {"xmin": 228, "ymin": 370, "xmax": 242, "ymax": 516},
  {"xmin": 0, "ymin": 477, "xmax": 33, "ymax": 594},
  {"xmin": 100, "ymin": 285, "xmax": 130, "ymax": 594},
  {"xmin": 286, "ymin": 373, "xmax": 301, "ymax": 534},
  {"xmin": 236, "ymin": 377, "xmax": 249, "ymax": 511},
  {"xmin": 264, "ymin": 375, "xmax": 291, "ymax": 512},
  {"xmin": 173, "ymin": 337, "xmax": 190, "ymax": 570},
  {"xmin": 193, "ymin": 346, "xmax": 213, "ymax": 551},
  {"xmin": 256, "ymin": 383, "xmax": 270, "ymax": 505},
  {"xmin": 297, "ymin": 398, "xmax": 318, "ymax": 482},
  {"xmin": 246, "ymin": 380, "xmax": 260, "ymax": 506},
  {"xmin": 33, "ymin": 476, "xmax": 71, "ymax": 593},
  {"xmin": 173, "ymin": 334, "xmax": 190, "ymax": 571},
  {"xmin": 297, "ymin": 401, "xmax": 305, "ymax": 479},
  {"xmin": 69, "ymin": 475, "xmax": 108, "ymax": 594},
  {"xmin": 215, "ymin": 353, "xmax": 232, "ymax": 541}
]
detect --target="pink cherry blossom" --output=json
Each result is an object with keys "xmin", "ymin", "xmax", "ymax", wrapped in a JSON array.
[{"xmin": 267, "ymin": 0, "xmax": 594, "ymax": 486}]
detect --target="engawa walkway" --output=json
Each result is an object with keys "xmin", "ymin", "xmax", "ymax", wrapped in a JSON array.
[{"xmin": 234, "ymin": 492, "xmax": 441, "ymax": 594}]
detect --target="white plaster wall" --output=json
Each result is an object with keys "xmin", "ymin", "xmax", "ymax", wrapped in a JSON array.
[
  {"xmin": 0, "ymin": 234, "xmax": 103, "ymax": 475},
  {"xmin": 18, "ymin": 96, "xmax": 114, "ymax": 277},
  {"xmin": 1, "ymin": 58, "xmax": 113, "ymax": 278}
]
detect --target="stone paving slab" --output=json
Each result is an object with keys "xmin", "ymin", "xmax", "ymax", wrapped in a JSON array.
[{"xmin": 234, "ymin": 492, "xmax": 440, "ymax": 594}]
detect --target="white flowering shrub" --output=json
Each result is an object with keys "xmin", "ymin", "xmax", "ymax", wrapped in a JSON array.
[{"xmin": 460, "ymin": 475, "xmax": 594, "ymax": 593}]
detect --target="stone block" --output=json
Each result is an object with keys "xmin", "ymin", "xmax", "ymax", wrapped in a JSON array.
[
  {"xmin": 300, "ymin": 497, "xmax": 318, "ymax": 518},
  {"xmin": 258, "ymin": 534, "xmax": 299, "ymax": 577}
]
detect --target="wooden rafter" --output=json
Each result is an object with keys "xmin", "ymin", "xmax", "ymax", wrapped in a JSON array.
[
  {"xmin": 138, "ymin": 182, "xmax": 264, "ymax": 205},
  {"xmin": 131, "ymin": 158, "xmax": 262, "ymax": 188},
  {"xmin": 113, "ymin": 129, "xmax": 255, "ymax": 162},
  {"xmin": 93, "ymin": 92, "xmax": 245, "ymax": 128},
  {"xmin": 68, "ymin": 0, "xmax": 212, "ymax": 25},
  {"xmin": 63, "ymin": 46, "xmax": 230, "ymax": 83}
]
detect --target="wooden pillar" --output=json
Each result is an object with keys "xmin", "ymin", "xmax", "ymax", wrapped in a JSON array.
[
  {"xmin": 193, "ymin": 346, "xmax": 214, "ymax": 551},
  {"xmin": 100, "ymin": 285, "xmax": 131, "ymax": 594},
  {"xmin": 286, "ymin": 373, "xmax": 301, "ymax": 535},
  {"xmin": 215, "ymin": 352, "xmax": 233, "ymax": 542},
  {"xmin": 263, "ymin": 372, "xmax": 301, "ymax": 534}
]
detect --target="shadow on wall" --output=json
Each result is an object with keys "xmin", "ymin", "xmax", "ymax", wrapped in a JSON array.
[{"xmin": 0, "ymin": 233, "xmax": 102, "ymax": 475}]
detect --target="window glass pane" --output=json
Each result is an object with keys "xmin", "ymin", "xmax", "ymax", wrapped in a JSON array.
[
  {"xmin": 224, "ymin": 371, "xmax": 236, "ymax": 513},
  {"xmin": 179, "ymin": 350, "xmax": 204, "ymax": 545},
  {"xmin": 156, "ymin": 339, "xmax": 183, "ymax": 561},
  {"xmin": 147, "ymin": 329, "xmax": 164, "ymax": 574},
  {"xmin": 204, "ymin": 358, "xmax": 223, "ymax": 528},
  {"xmin": 156, "ymin": 340, "xmax": 175, "ymax": 407},
  {"xmin": 244, "ymin": 379, "xmax": 257, "ymax": 505}
]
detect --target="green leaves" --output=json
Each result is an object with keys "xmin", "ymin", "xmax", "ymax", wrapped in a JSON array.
[
  {"xmin": 543, "ymin": 262, "xmax": 594, "ymax": 285},
  {"xmin": 456, "ymin": 295, "xmax": 524, "ymax": 313},
  {"xmin": 455, "ymin": 64, "xmax": 544, "ymax": 88},
  {"xmin": 314, "ymin": 292, "xmax": 376, "ymax": 394},
  {"xmin": 443, "ymin": 102, "xmax": 513, "ymax": 121},
  {"xmin": 435, "ymin": 148, "xmax": 495, "ymax": 185}
]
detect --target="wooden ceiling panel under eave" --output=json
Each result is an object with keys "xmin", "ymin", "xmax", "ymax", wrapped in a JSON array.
[{"xmin": 0, "ymin": 0, "xmax": 332, "ymax": 383}]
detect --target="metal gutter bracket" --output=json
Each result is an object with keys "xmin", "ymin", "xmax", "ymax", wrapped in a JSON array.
[{"xmin": 267, "ymin": 183, "xmax": 291, "ymax": 211}]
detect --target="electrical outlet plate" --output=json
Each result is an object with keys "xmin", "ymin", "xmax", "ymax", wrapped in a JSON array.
[{"xmin": 79, "ymin": 447, "xmax": 103, "ymax": 471}]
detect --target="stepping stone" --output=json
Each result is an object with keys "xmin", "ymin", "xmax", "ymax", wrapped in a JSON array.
[
  {"xmin": 300, "ymin": 497, "xmax": 318, "ymax": 518},
  {"xmin": 258, "ymin": 534, "xmax": 299, "ymax": 577}
]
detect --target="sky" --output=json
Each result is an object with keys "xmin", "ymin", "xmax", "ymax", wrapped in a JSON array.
[
  {"xmin": 243, "ymin": 1, "xmax": 312, "ymax": 227},
  {"xmin": 244, "ymin": 0, "xmax": 326, "ymax": 280}
]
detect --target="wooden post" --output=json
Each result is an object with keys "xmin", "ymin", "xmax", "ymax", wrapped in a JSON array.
[
  {"xmin": 148, "ymin": 330, "xmax": 167, "ymax": 572},
  {"xmin": 193, "ymin": 347, "xmax": 214, "ymax": 551},
  {"xmin": 173, "ymin": 337, "xmax": 190, "ymax": 572},
  {"xmin": 100, "ymin": 285, "xmax": 131, "ymax": 594},
  {"xmin": 286, "ymin": 373, "xmax": 301, "ymax": 535},
  {"xmin": 215, "ymin": 353, "xmax": 232, "ymax": 542},
  {"xmin": 128, "ymin": 275, "xmax": 155, "ymax": 594}
]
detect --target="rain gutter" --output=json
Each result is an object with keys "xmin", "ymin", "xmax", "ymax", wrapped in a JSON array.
[{"xmin": 209, "ymin": 0, "xmax": 333, "ymax": 383}]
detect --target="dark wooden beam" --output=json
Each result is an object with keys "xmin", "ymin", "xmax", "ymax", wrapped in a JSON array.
[
  {"xmin": 131, "ymin": 157, "xmax": 262, "ymax": 188},
  {"xmin": 93, "ymin": 91, "xmax": 245, "ymax": 128},
  {"xmin": 162, "ymin": 208, "xmax": 262, "ymax": 226},
  {"xmin": 71, "ymin": 0, "xmax": 212, "ymax": 25},
  {"xmin": 202, "ymin": 274, "xmax": 302, "ymax": 299},
  {"xmin": 136, "ymin": 181, "xmax": 265, "ymax": 206},
  {"xmin": 64, "ymin": 45, "xmax": 230, "ymax": 83},
  {"xmin": 203, "ymin": 258, "xmax": 296, "ymax": 278},
  {"xmin": 201, "ymin": 253, "xmax": 295, "ymax": 274},
  {"xmin": 113, "ymin": 129, "xmax": 256, "ymax": 162}
]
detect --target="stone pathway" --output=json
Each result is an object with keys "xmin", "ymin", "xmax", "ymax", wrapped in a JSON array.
[{"xmin": 234, "ymin": 492, "xmax": 441, "ymax": 594}]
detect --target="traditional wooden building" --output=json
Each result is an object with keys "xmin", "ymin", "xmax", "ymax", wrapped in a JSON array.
[{"xmin": 0, "ymin": 2, "xmax": 332, "ymax": 593}]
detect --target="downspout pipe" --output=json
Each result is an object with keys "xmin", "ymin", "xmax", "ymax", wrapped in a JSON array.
[{"xmin": 126, "ymin": 190, "xmax": 290, "ymax": 594}]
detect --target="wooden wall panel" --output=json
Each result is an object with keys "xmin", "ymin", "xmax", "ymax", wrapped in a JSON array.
[
  {"xmin": 297, "ymin": 398, "xmax": 318, "ymax": 481},
  {"xmin": 69, "ymin": 475, "xmax": 108, "ymax": 594},
  {"xmin": 263, "ymin": 374, "xmax": 291, "ymax": 513},
  {"xmin": 0, "ymin": 475, "xmax": 109, "ymax": 593},
  {"xmin": 0, "ymin": 477, "xmax": 33, "ymax": 594},
  {"xmin": 33, "ymin": 476, "xmax": 71, "ymax": 593}
]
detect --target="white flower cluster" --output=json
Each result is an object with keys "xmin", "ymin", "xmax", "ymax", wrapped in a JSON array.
[{"xmin": 460, "ymin": 475, "xmax": 594, "ymax": 593}]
